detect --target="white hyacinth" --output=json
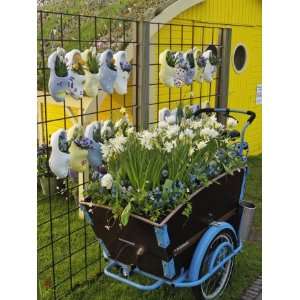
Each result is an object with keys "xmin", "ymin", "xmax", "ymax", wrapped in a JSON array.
[
  {"xmin": 101, "ymin": 173, "xmax": 113, "ymax": 190},
  {"xmin": 200, "ymin": 127, "xmax": 219, "ymax": 139}
]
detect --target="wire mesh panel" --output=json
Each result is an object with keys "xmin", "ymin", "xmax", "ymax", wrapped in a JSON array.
[
  {"xmin": 147, "ymin": 21, "xmax": 225, "ymax": 126},
  {"xmin": 37, "ymin": 10, "xmax": 139, "ymax": 299}
]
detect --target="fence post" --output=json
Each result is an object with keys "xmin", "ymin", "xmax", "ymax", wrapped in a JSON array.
[
  {"xmin": 216, "ymin": 28, "xmax": 232, "ymax": 124},
  {"xmin": 138, "ymin": 21, "xmax": 150, "ymax": 130}
]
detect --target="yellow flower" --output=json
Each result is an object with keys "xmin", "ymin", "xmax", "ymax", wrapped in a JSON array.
[{"xmin": 120, "ymin": 107, "xmax": 126, "ymax": 115}]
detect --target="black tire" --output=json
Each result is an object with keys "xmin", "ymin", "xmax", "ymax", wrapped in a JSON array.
[{"xmin": 192, "ymin": 230, "xmax": 236, "ymax": 300}]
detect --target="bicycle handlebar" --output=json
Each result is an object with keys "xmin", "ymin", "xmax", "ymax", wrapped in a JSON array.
[{"xmin": 195, "ymin": 108, "xmax": 256, "ymax": 125}]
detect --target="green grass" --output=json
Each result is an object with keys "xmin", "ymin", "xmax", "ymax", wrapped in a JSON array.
[{"xmin": 38, "ymin": 155, "xmax": 261, "ymax": 300}]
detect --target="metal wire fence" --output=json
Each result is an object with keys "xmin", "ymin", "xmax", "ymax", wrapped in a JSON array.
[{"xmin": 37, "ymin": 10, "xmax": 228, "ymax": 299}]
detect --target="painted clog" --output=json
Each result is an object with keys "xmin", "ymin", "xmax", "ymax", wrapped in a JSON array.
[
  {"xmin": 113, "ymin": 51, "xmax": 131, "ymax": 95},
  {"xmin": 65, "ymin": 49, "xmax": 86, "ymax": 100},
  {"xmin": 48, "ymin": 48, "xmax": 69, "ymax": 102},
  {"xmin": 98, "ymin": 49, "xmax": 117, "ymax": 94},
  {"xmin": 82, "ymin": 48, "xmax": 100, "ymax": 97},
  {"xmin": 159, "ymin": 49, "xmax": 177, "ymax": 87},
  {"xmin": 49, "ymin": 129, "xmax": 70, "ymax": 178},
  {"xmin": 84, "ymin": 122, "xmax": 102, "ymax": 170},
  {"xmin": 183, "ymin": 49, "xmax": 195, "ymax": 85},
  {"xmin": 67, "ymin": 125, "xmax": 89, "ymax": 172}
]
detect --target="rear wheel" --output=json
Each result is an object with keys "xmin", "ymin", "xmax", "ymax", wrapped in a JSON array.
[{"xmin": 192, "ymin": 230, "xmax": 236, "ymax": 300}]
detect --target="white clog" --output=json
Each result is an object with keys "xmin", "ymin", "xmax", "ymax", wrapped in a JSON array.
[
  {"xmin": 49, "ymin": 129, "xmax": 70, "ymax": 179},
  {"xmin": 47, "ymin": 47, "xmax": 69, "ymax": 102},
  {"xmin": 65, "ymin": 49, "xmax": 86, "ymax": 100},
  {"xmin": 113, "ymin": 51, "xmax": 131, "ymax": 95},
  {"xmin": 98, "ymin": 49, "xmax": 117, "ymax": 94}
]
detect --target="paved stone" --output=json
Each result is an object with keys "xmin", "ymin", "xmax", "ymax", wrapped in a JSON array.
[{"xmin": 241, "ymin": 275, "xmax": 262, "ymax": 300}]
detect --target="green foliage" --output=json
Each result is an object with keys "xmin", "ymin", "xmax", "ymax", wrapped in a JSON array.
[
  {"xmin": 86, "ymin": 51, "xmax": 99, "ymax": 74},
  {"xmin": 166, "ymin": 51, "xmax": 178, "ymax": 67},
  {"xmin": 55, "ymin": 56, "xmax": 68, "ymax": 77}
]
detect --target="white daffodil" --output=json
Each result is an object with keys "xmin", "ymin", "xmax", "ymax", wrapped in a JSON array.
[
  {"xmin": 227, "ymin": 117, "xmax": 238, "ymax": 129},
  {"xmin": 139, "ymin": 130, "xmax": 155, "ymax": 150},
  {"xmin": 166, "ymin": 125, "xmax": 180, "ymax": 139},
  {"xmin": 196, "ymin": 141, "xmax": 207, "ymax": 150},
  {"xmin": 127, "ymin": 126, "xmax": 135, "ymax": 135},
  {"xmin": 101, "ymin": 173, "xmax": 113, "ymax": 190},
  {"xmin": 164, "ymin": 141, "xmax": 174, "ymax": 153},
  {"xmin": 184, "ymin": 128, "xmax": 195, "ymax": 139},
  {"xmin": 101, "ymin": 143, "xmax": 112, "ymax": 161},
  {"xmin": 200, "ymin": 127, "xmax": 219, "ymax": 139},
  {"xmin": 111, "ymin": 136, "xmax": 127, "ymax": 153},
  {"xmin": 189, "ymin": 147, "xmax": 195, "ymax": 157}
]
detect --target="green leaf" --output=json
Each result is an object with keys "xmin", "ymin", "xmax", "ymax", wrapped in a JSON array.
[{"xmin": 120, "ymin": 202, "xmax": 131, "ymax": 226}]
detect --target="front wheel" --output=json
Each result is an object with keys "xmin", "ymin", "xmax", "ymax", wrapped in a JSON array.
[{"xmin": 192, "ymin": 230, "xmax": 236, "ymax": 300}]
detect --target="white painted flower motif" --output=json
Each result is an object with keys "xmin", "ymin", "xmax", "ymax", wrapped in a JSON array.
[
  {"xmin": 101, "ymin": 173, "xmax": 113, "ymax": 190},
  {"xmin": 227, "ymin": 117, "xmax": 238, "ymax": 129}
]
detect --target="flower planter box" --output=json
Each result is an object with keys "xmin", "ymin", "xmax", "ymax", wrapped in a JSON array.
[{"xmin": 81, "ymin": 168, "xmax": 245, "ymax": 280}]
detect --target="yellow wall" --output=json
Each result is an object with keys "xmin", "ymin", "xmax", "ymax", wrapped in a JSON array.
[
  {"xmin": 154, "ymin": 0, "xmax": 262, "ymax": 154},
  {"xmin": 39, "ymin": 0, "xmax": 262, "ymax": 154}
]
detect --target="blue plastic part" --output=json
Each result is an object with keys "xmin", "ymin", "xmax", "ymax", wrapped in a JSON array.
[
  {"xmin": 173, "ymin": 242, "xmax": 242, "ymax": 288},
  {"xmin": 104, "ymin": 261, "xmax": 164, "ymax": 291},
  {"xmin": 239, "ymin": 167, "xmax": 248, "ymax": 203},
  {"xmin": 80, "ymin": 205, "xmax": 94, "ymax": 226},
  {"xmin": 101, "ymin": 222, "xmax": 242, "ymax": 291},
  {"xmin": 154, "ymin": 225, "xmax": 170, "ymax": 248},
  {"xmin": 187, "ymin": 222, "xmax": 237, "ymax": 283},
  {"xmin": 98, "ymin": 238, "xmax": 110, "ymax": 259},
  {"xmin": 162, "ymin": 259, "xmax": 176, "ymax": 279}
]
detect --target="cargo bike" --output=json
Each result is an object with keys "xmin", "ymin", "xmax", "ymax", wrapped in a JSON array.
[{"xmin": 81, "ymin": 108, "xmax": 256, "ymax": 299}]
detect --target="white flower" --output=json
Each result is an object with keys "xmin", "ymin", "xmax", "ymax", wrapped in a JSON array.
[
  {"xmin": 227, "ymin": 117, "xmax": 238, "ymax": 129},
  {"xmin": 191, "ymin": 120, "xmax": 203, "ymax": 129},
  {"xmin": 164, "ymin": 141, "xmax": 176, "ymax": 153},
  {"xmin": 165, "ymin": 114, "xmax": 176, "ymax": 125},
  {"xmin": 196, "ymin": 141, "xmax": 207, "ymax": 150},
  {"xmin": 139, "ymin": 130, "xmax": 155, "ymax": 150},
  {"xmin": 184, "ymin": 128, "xmax": 195, "ymax": 139},
  {"xmin": 189, "ymin": 147, "xmax": 195, "ymax": 157},
  {"xmin": 127, "ymin": 126, "xmax": 135, "ymax": 135},
  {"xmin": 110, "ymin": 136, "xmax": 127, "ymax": 153},
  {"xmin": 166, "ymin": 125, "xmax": 180, "ymax": 138},
  {"xmin": 200, "ymin": 127, "xmax": 219, "ymax": 139},
  {"xmin": 101, "ymin": 143, "xmax": 112, "ymax": 160},
  {"xmin": 101, "ymin": 173, "xmax": 113, "ymax": 190}
]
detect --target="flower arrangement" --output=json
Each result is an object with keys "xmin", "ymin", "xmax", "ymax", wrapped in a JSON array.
[{"xmin": 85, "ymin": 106, "xmax": 245, "ymax": 226}]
